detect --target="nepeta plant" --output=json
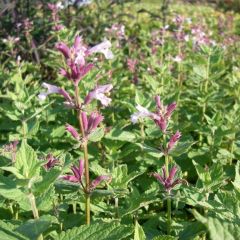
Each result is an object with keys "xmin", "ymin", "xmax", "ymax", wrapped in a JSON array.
[
  {"xmin": 131, "ymin": 95, "xmax": 186, "ymax": 234},
  {"xmin": 39, "ymin": 35, "xmax": 113, "ymax": 225}
]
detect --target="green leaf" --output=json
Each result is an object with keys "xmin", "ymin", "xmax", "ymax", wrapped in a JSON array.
[
  {"xmin": 0, "ymin": 166, "xmax": 25, "ymax": 179},
  {"xmin": 135, "ymin": 143, "xmax": 163, "ymax": 158},
  {"xmin": 170, "ymin": 141, "xmax": 194, "ymax": 157},
  {"xmin": 34, "ymin": 168, "xmax": 62, "ymax": 194},
  {"xmin": 232, "ymin": 161, "xmax": 240, "ymax": 193},
  {"xmin": 192, "ymin": 210, "xmax": 240, "ymax": 240},
  {"xmin": 88, "ymin": 127, "xmax": 105, "ymax": 142},
  {"xmin": 0, "ymin": 176, "xmax": 30, "ymax": 211},
  {"xmin": 152, "ymin": 235, "xmax": 177, "ymax": 240},
  {"xmin": 0, "ymin": 220, "xmax": 27, "ymax": 240},
  {"xmin": 15, "ymin": 141, "xmax": 39, "ymax": 178},
  {"xmin": 16, "ymin": 215, "xmax": 58, "ymax": 239},
  {"xmin": 111, "ymin": 165, "xmax": 142, "ymax": 190},
  {"xmin": 179, "ymin": 221, "xmax": 205, "ymax": 240},
  {"xmin": 192, "ymin": 160, "xmax": 211, "ymax": 188},
  {"xmin": 105, "ymin": 128, "xmax": 136, "ymax": 142},
  {"xmin": 26, "ymin": 119, "xmax": 40, "ymax": 137},
  {"xmin": 134, "ymin": 221, "xmax": 146, "ymax": 240},
  {"xmin": 57, "ymin": 223, "xmax": 133, "ymax": 240}
]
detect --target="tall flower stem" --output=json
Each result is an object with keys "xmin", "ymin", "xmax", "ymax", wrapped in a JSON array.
[{"xmin": 74, "ymin": 86, "xmax": 91, "ymax": 225}]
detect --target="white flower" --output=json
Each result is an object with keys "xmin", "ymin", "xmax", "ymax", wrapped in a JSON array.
[
  {"xmin": 131, "ymin": 105, "xmax": 159, "ymax": 123},
  {"xmin": 56, "ymin": 2, "xmax": 64, "ymax": 9},
  {"xmin": 172, "ymin": 55, "xmax": 183, "ymax": 63},
  {"xmin": 38, "ymin": 82, "xmax": 61, "ymax": 101},
  {"xmin": 84, "ymin": 84, "xmax": 113, "ymax": 106},
  {"xmin": 89, "ymin": 39, "xmax": 114, "ymax": 59}
]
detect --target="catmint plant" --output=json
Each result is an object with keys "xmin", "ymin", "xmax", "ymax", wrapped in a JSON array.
[
  {"xmin": 39, "ymin": 35, "xmax": 113, "ymax": 225},
  {"xmin": 48, "ymin": 2, "xmax": 65, "ymax": 31},
  {"xmin": 131, "ymin": 95, "xmax": 186, "ymax": 235}
]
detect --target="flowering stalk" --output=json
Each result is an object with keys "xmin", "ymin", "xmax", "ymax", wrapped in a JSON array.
[
  {"xmin": 39, "ymin": 35, "xmax": 113, "ymax": 225},
  {"xmin": 131, "ymin": 95, "xmax": 185, "ymax": 235}
]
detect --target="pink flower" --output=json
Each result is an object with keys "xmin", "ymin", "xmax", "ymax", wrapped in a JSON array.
[
  {"xmin": 62, "ymin": 159, "xmax": 84, "ymax": 183},
  {"xmin": 167, "ymin": 131, "xmax": 181, "ymax": 153},
  {"xmin": 81, "ymin": 111, "xmax": 104, "ymax": 136},
  {"xmin": 90, "ymin": 175, "xmax": 112, "ymax": 191},
  {"xmin": 84, "ymin": 84, "xmax": 113, "ymax": 107},
  {"xmin": 65, "ymin": 124, "xmax": 80, "ymax": 140},
  {"xmin": 127, "ymin": 59, "xmax": 137, "ymax": 73},
  {"xmin": 61, "ymin": 160, "xmax": 111, "ymax": 192},
  {"xmin": 43, "ymin": 154, "xmax": 59, "ymax": 170},
  {"xmin": 151, "ymin": 165, "xmax": 186, "ymax": 193},
  {"xmin": 56, "ymin": 42, "xmax": 71, "ymax": 59}
]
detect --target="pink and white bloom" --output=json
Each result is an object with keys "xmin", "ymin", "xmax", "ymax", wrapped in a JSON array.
[
  {"xmin": 131, "ymin": 105, "xmax": 159, "ymax": 124},
  {"xmin": 84, "ymin": 84, "xmax": 113, "ymax": 106},
  {"xmin": 56, "ymin": 36, "xmax": 113, "ymax": 85}
]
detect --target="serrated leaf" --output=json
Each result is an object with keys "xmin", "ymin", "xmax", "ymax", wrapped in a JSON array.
[
  {"xmin": 105, "ymin": 128, "xmax": 136, "ymax": 142},
  {"xmin": 192, "ymin": 160, "xmax": 211, "ymax": 187},
  {"xmin": 152, "ymin": 236, "xmax": 177, "ymax": 240},
  {"xmin": 170, "ymin": 141, "xmax": 194, "ymax": 157},
  {"xmin": 16, "ymin": 215, "xmax": 58, "ymax": 239},
  {"xmin": 15, "ymin": 141, "xmax": 39, "ymax": 178},
  {"xmin": 134, "ymin": 221, "xmax": 146, "ymax": 240},
  {"xmin": 232, "ymin": 161, "xmax": 240, "ymax": 192},
  {"xmin": 88, "ymin": 127, "xmax": 105, "ymax": 142},
  {"xmin": 111, "ymin": 165, "xmax": 142, "ymax": 189},
  {"xmin": 0, "ymin": 220, "xmax": 27, "ymax": 240},
  {"xmin": 0, "ymin": 166, "xmax": 25, "ymax": 179},
  {"xmin": 34, "ymin": 168, "xmax": 62, "ymax": 194},
  {"xmin": 57, "ymin": 223, "xmax": 133, "ymax": 240},
  {"xmin": 135, "ymin": 143, "xmax": 163, "ymax": 158},
  {"xmin": 192, "ymin": 210, "xmax": 240, "ymax": 240}
]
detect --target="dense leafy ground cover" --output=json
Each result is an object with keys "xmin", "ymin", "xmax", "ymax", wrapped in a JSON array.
[{"xmin": 0, "ymin": 1, "xmax": 240, "ymax": 239}]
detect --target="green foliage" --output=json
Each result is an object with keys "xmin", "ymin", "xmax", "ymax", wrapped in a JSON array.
[
  {"xmin": 56, "ymin": 223, "xmax": 133, "ymax": 240},
  {"xmin": 0, "ymin": 0, "xmax": 239, "ymax": 239}
]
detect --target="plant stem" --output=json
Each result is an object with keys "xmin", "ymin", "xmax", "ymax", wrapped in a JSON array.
[
  {"xmin": 167, "ymin": 196, "xmax": 171, "ymax": 235},
  {"xmin": 74, "ymin": 86, "xmax": 91, "ymax": 225},
  {"xmin": 115, "ymin": 197, "xmax": 119, "ymax": 219},
  {"xmin": 229, "ymin": 134, "xmax": 235, "ymax": 165},
  {"xmin": 165, "ymin": 154, "xmax": 171, "ymax": 235},
  {"xmin": 28, "ymin": 191, "xmax": 43, "ymax": 240}
]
